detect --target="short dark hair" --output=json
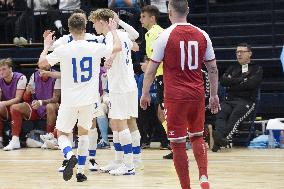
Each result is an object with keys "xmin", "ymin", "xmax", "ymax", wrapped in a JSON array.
[
  {"xmin": 141, "ymin": 5, "xmax": 160, "ymax": 21},
  {"xmin": 237, "ymin": 43, "xmax": 252, "ymax": 51},
  {"xmin": 73, "ymin": 9, "xmax": 86, "ymax": 15},
  {"xmin": 169, "ymin": 0, "xmax": 188, "ymax": 16},
  {"xmin": 68, "ymin": 13, "xmax": 86, "ymax": 34}
]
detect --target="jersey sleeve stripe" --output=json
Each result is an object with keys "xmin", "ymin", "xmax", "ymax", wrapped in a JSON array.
[
  {"xmin": 204, "ymin": 58, "xmax": 216, "ymax": 62},
  {"xmin": 150, "ymin": 59, "xmax": 161, "ymax": 64}
]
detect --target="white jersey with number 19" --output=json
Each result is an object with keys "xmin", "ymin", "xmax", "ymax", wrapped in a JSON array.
[{"xmin": 46, "ymin": 40, "xmax": 112, "ymax": 107}]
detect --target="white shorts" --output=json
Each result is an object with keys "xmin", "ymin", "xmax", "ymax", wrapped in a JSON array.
[
  {"xmin": 108, "ymin": 90, "xmax": 138, "ymax": 120},
  {"xmin": 56, "ymin": 104, "xmax": 94, "ymax": 133}
]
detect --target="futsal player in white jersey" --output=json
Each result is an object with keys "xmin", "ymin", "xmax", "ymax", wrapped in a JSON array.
[
  {"xmin": 89, "ymin": 9, "xmax": 142, "ymax": 176},
  {"xmin": 42, "ymin": 9, "xmax": 140, "ymax": 173},
  {"xmin": 37, "ymin": 13, "xmax": 122, "ymax": 182}
]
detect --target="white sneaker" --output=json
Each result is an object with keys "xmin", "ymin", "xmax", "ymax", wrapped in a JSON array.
[
  {"xmin": 41, "ymin": 142, "xmax": 48, "ymax": 149},
  {"xmin": 26, "ymin": 138, "xmax": 43, "ymax": 148},
  {"xmin": 100, "ymin": 161, "xmax": 122, "ymax": 173},
  {"xmin": 89, "ymin": 159, "xmax": 98, "ymax": 171},
  {"xmin": 134, "ymin": 160, "xmax": 144, "ymax": 171},
  {"xmin": 58, "ymin": 159, "xmax": 68, "ymax": 172},
  {"xmin": 45, "ymin": 139, "xmax": 59, "ymax": 150},
  {"xmin": 40, "ymin": 133, "xmax": 55, "ymax": 142},
  {"xmin": 109, "ymin": 164, "xmax": 135, "ymax": 176},
  {"xmin": 3, "ymin": 140, "xmax": 21, "ymax": 151}
]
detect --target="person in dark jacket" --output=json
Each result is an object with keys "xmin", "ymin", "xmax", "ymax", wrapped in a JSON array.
[{"xmin": 212, "ymin": 43, "xmax": 263, "ymax": 152}]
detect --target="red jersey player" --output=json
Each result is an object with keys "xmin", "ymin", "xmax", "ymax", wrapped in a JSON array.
[{"xmin": 140, "ymin": 0, "xmax": 220, "ymax": 189}]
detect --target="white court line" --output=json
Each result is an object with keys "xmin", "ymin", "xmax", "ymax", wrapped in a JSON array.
[{"xmin": 0, "ymin": 159, "xmax": 282, "ymax": 164}]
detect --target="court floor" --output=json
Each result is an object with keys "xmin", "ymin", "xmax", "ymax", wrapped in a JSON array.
[{"xmin": 0, "ymin": 148, "xmax": 283, "ymax": 189}]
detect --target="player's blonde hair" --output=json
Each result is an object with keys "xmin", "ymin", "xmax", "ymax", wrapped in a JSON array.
[
  {"xmin": 68, "ymin": 13, "xmax": 86, "ymax": 35},
  {"xmin": 88, "ymin": 8, "xmax": 114, "ymax": 23},
  {"xmin": 0, "ymin": 58, "xmax": 13, "ymax": 68}
]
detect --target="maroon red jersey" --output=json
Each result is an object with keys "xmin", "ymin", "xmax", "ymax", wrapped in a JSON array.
[{"xmin": 151, "ymin": 23, "xmax": 215, "ymax": 102}]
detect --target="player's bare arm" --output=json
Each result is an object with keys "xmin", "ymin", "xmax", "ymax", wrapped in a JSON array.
[
  {"xmin": 132, "ymin": 42, "xmax": 139, "ymax": 52},
  {"xmin": 38, "ymin": 31, "xmax": 55, "ymax": 69},
  {"xmin": 1, "ymin": 89, "xmax": 24, "ymax": 107},
  {"xmin": 39, "ymin": 69, "xmax": 61, "ymax": 79},
  {"xmin": 204, "ymin": 59, "xmax": 221, "ymax": 114},
  {"xmin": 140, "ymin": 60, "xmax": 160, "ymax": 110},
  {"xmin": 108, "ymin": 18, "xmax": 122, "ymax": 54},
  {"xmin": 113, "ymin": 11, "xmax": 139, "ymax": 40},
  {"xmin": 32, "ymin": 89, "xmax": 60, "ymax": 109}
]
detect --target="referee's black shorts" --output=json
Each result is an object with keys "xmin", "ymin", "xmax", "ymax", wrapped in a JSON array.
[{"xmin": 155, "ymin": 75, "xmax": 164, "ymax": 110}]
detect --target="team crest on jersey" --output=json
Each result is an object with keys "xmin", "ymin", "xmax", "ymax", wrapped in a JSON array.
[{"xmin": 168, "ymin": 130, "xmax": 175, "ymax": 136}]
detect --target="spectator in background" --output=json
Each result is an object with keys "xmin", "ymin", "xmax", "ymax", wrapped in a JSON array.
[
  {"xmin": 2, "ymin": 0, "xmax": 27, "ymax": 43},
  {"xmin": 0, "ymin": 0, "xmax": 7, "ymax": 43},
  {"xmin": 281, "ymin": 44, "xmax": 284, "ymax": 74},
  {"xmin": 26, "ymin": 0, "xmax": 57, "ymax": 42},
  {"xmin": 136, "ymin": 58, "xmax": 159, "ymax": 148},
  {"xmin": 49, "ymin": 0, "xmax": 81, "ymax": 36},
  {"xmin": 3, "ymin": 68, "xmax": 60, "ymax": 151},
  {"xmin": 0, "ymin": 58, "xmax": 27, "ymax": 149},
  {"xmin": 212, "ymin": 43, "xmax": 263, "ymax": 152}
]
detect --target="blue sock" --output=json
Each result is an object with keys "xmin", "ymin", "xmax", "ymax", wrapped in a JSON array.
[
  {"xmin": 89, "ymin": 150, "xmax": 96, "ymax": 158},
  {"xmin": 77, "ymin": 155, "xmax": 87, "ymax": 174},
  {"xmin": 97, "ymin": 116, "xmax": 109, "ymax": 143},
  {"xmin": 63, "ymin": 146, "xmax": 72, "ymax": 159}
]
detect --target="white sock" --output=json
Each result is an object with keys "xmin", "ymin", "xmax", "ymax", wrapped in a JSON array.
[
  {"xmin": 88, "ymin": 128, "xmax": 98, "ymax": 159},
  {"xmin": 77, "ymin": 135, "xmax": 89, "ymax": 174},
  {"xmin": 58, "ymin": 135, "xmax": 73, "ymax": 160},
  {"xmin": 131, "ymin": 130, "xmax": 142, "ymax": 162},
  {"xmin": 11, "ymin": 136, "xmax": 20, "ymax": 144},
  {"xmin": 113, "ymin": 131, "xmax": 123, "ymax": 163},
  {"xmin": 119, "ymin": 129, "xmax": 134, "ymax": 169}
]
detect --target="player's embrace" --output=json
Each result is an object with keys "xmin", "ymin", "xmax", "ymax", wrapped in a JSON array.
[{"xmin": 37, "ymin": 13, "xmax": 122, "ymax": 182}]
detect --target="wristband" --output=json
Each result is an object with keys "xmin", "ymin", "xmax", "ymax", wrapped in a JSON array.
[{"xmin": 39, "ymin": 100, "xmax": 43, "ymax": 106}]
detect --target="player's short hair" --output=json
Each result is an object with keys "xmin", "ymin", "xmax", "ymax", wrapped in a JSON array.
[
  {"xmin": 68, "ymin": 13, "xmax": 86, "ymax": 35},
  {"xmin": 237, "ymin": 43, "xmax": 252, "ymax": 51},
  {"xmin": 0, "ymin": 58, "xmax": 13, "ymax": 68},
  {"xmin": 72, "ymin": 9, "xmax": 85, "ymax": 15},
  {"xmin": 141, "ymin": 5, "xmax": 160, "ymax": 20},
  {"xmin": 89, "ymin": 8, "xmax": 114, "ymax": 23},
  {"xmin": 169, "ymin": 0, "xmax": 189, "ymax": 16}
]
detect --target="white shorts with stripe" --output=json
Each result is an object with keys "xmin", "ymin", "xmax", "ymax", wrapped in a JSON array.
[{"xmin": 108, "ymin": 90, "xmax": 138, "ymax": 120}]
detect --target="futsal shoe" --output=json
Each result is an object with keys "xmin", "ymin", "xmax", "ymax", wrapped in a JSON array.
[
  {"xmin": 200, "ymin": 175, "xmax": 210, "ymax": 189},
  {"xmin": 89, "ymin": 159, "xmax": 99, "ymax": 171},
  {"xmin": 134, "ymin": 160, "xmax": 144, "ymax": 171},
  {"xmin": 76, "ymin": 173, "xmax": 87, "ymax": 182},
  {"xmin": 40, "ymin": 133, "xmax": 55, "ymax": 142},
  {"xmin": 3, "ymin": 139, "xmax": 20, "ymax": 151},
  {"xmin": 163, "ymin": 152, "xmax": 173, "ymax": 159},
  {"xmin": 58, "ymin": 159, "xmax": 68, "ymax": 172},
  {"xmin": 100, "ymin": 161, "xmax": 122, "ymax": 173},
  {"xmin": 63, "ymin": 155, "xmax": 77, "ymax": 181},
  {"xmin": 97, "ymin": 139, "xmax": 110, "ymax": 149},
  {"xmin": 109, "ymin": 164, "xmax": 135, "ymax": 176}
]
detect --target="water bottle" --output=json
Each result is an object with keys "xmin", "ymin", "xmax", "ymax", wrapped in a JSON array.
[
  {"xmin": 268, "ymin": 130, "xmax": 275, "ymax": 149},
  {"xmin": 279, "ymin": 131, "xmax": 284, "ymax": 149}
]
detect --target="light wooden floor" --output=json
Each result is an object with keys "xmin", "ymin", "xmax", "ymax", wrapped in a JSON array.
[{"xmin": 0, "ymin": 148, "xmax": 283, "ymax": 189}]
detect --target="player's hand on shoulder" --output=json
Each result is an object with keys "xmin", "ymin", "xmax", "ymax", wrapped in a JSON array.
[
  {"xmin": 107, "ymin": 18, "xmax": 118, "ymax": 31},
  {"xmin": 112, "ymin": 11, "xmax": 120, "ymax": 23},
  {"xmin": 140, "ymin": 93, "xmax": 151, "ymax": 110},
  {"xmin": 209, "ymin": 95, "xmax": 221, "ymax": 114}
]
